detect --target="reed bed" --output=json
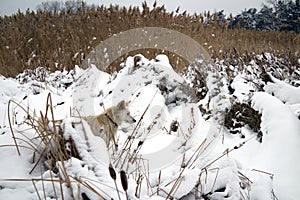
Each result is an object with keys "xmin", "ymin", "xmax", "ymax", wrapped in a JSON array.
[{"xmin": 0, "ymin": 2, "xmax": 299, "ymax": 77}]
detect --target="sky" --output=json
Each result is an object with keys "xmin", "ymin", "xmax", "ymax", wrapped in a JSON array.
[{"xmin": 0, "ymin": 0, "xmax": 267, "ymax": 16}]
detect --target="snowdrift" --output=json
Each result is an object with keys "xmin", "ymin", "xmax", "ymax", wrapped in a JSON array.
[{"xmin": 0, "ymin": 54, "xmax": 299, "ymax": 199}]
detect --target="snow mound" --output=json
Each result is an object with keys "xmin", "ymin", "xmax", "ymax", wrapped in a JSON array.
[{"xmin": 264, "ymin": 75, "xmax": 300, "ymax": 104}]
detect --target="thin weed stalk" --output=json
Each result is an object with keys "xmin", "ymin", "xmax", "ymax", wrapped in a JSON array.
[
  {"xmin": 32, "ymin": 179, "xmax": 42, "ymax": 200},
  {"xmin": 8, "ymin": 99, "xmax": 24, "ymax": 156}
]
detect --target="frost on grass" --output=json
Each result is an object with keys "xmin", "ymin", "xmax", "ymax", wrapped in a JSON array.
[{"xmin": 0, "ymin": 54, "xmax": 299, "ymax": 199}]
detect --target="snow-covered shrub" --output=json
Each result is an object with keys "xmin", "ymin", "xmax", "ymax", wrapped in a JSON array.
[
  {"xmin": 224, "ymin": 102, "xmax": 262, "ymax": 141},
  {"xmin": 16, "ymin": 66, "xmax": 75, "ymax": 94}
]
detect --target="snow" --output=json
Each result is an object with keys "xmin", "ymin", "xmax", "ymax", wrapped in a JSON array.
[
  {"xmin": 239, "ymin": 92, "xmax": 300, "ymax": 199},
  {"xmin": 231, "ymin": 74, "xmax": 256, "ymax": 102},
  {"xmin": 264, "ymin": 74, "xmax": 300, "ymax": 104},
  {"xmin": 0, "ymin": 54, "xmax": 299, "ymax": 199}
]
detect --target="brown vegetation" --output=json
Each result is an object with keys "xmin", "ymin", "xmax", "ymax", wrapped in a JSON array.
[{"xmin": 0, "ymin": 2, "xmax": 299, "ymax": 77}]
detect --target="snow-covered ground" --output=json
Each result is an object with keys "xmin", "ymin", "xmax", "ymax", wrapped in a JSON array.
[{"xmin": 0, "ymin": 54, "xmax": 299, "ymax": 199}]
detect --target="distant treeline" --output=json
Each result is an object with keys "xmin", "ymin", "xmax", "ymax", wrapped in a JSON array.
[{"xmin": 0, "ymin": 0, "xmax": 299, "ymax": 77}]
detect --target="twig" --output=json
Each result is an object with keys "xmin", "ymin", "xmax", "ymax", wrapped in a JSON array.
[{"xmin": 252, "ymin": 169, "xmax": 274, "ymax": 177}]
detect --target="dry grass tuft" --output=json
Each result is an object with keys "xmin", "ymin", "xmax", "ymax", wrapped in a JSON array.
[{"xmin": 6, "ymin": 93, "xmax": 84, "ymax": 199}]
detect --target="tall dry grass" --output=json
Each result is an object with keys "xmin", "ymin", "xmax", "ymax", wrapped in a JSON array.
[{"xmin": 0, "ymin": 2, "xmax": 299, "ymax": 77}]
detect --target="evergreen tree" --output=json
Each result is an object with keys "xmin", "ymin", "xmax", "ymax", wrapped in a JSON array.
[
  {"xmin": 230, "ymin": 0, "xmax": 299, "ymax": 33},
  {"xmin": 256, "ymin": 5, "xmax": 278, "ymax": 31}
]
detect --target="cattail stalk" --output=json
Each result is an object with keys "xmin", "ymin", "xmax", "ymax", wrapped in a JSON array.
[
  {"xmin": 109, "ymin": 164, "xmax": 121, "ymax": 200},
  {"xmin": 120, "ymin": 170, "xmax": 129, "ymax": 200}
]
